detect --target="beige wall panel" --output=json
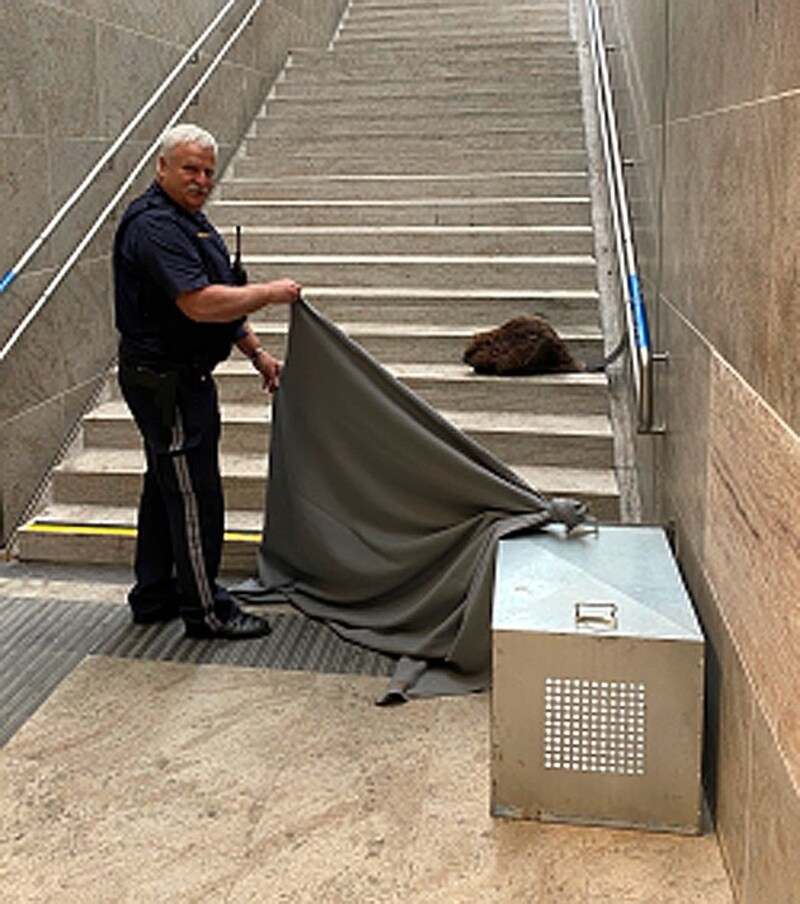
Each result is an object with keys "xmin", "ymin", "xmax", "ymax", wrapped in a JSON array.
[
  {"xmin": 612, "ymin": 0, "xmax": 668, "ymax": 127},
  {"xmin": 710, "ymin": 603, "xmax": 753, "ymax": 896},
  {"xmin": 34, "ymin": 0, "xmax": 224, "ymax": 45},
  {"xmin": 660, "ymin": 106, "xmax": 799, "ymax": 423},
  {"xmin": 705, "ymin": 355, "xmax": 800, "ymax": 779},
  {"xmin": 631, "ymin": 430, "xmax": 658, "ymax": 520},
  {"xmin": 0, "ymin": 3, "xmax": 47, "ymax": 133},
  {"xmin": 663, "ymin": 97, "xmax": 799, "ymax": 430},
  {"xmin": 668, "ymin": 0, "xmax": 767, "ymax": 118},
  {"xmin": 622, "ymin": 1, "xmax": 800, "ymax": 434},
  {"xmin": 611, "ymin": 0, "xmax": 667, "ymax": 167},
  {"xmin": 192, "ymin": 65, "xmax": 271, "ymax": 166},
  {"xmin": 669, "ymin": 0, "xmax": 800, "ymax": 118},
  {"xmin": 95, "ymin": 24, "xmax": 185, "ymax": 137},
  {"xmin": 623, "ymin": 126, "xmax": 662, "ymax": 284},
  {"xmin": 655, "ymin": 300, "xmax": 712, "ymax": 548},
  {"xmin": 0, "ymin": 399, "xmax": 63, "ymax": 537},
  {"xmin": 55, "ymin": 254, "xmax": 116, "ymax": 387},
  {"xmin": 42, "ymin": 140, "xmax": 125, "ymax": 267},
  {"xmin": 0, "ymin": 138, "xmax": 53, "ymax": 272},
  {"xmin": 251, "ymin": 5, "xmax": 294, "ymax": 80},
  {"xmin": 759, "ymin": 95, "xmax": 800, "ymax": 431},
  {"xmin": 27, "ymin": 5, "xmax": 101, "ymax": 138},
  {"xmin": 0, "ymin": 284, "xmax": 71, "ymax": 417},
  {"xmin": 742, "ymin": 702, "xmax": 800, "ymax": 902},
  {"xmin": 0, "ymin": 270, "xmax": 51, "ymax": 358},
  {"xmin": 762, "ymin": 0, "xmax": 800, "ymax": 95},
  {"xmin": 0, "ymin": 371, "xmax": 106, "ymax": 535}
]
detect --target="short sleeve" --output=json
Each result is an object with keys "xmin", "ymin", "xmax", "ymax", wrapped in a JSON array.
[{"xmin": 132, "ymin": 215, "xmax": 210, "ymax": 299}]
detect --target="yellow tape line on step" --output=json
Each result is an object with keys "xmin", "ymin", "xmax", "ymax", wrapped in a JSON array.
[{"xmin": 20, "ymin": 522, "xmax": 262, "ymax": 543}]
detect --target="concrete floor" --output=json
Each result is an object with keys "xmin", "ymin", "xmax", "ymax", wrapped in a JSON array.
[{"xmin": 0, "ymin": 563, "xmax": 734, "ymax": 903}]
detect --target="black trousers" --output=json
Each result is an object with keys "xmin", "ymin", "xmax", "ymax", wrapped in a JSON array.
[{"xmin": 118, "ymin": 362, "xmax": 237, "ymax": 629}]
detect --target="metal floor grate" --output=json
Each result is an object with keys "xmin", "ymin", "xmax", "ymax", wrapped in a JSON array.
[{"xmin": 0, "ymin": 597, "xmax": 394, "ymax": 747}]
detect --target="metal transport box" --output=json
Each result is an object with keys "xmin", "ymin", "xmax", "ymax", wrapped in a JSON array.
[{"xmin": 491, "ymin": 524, "xmax": 704, "ymax": 834}]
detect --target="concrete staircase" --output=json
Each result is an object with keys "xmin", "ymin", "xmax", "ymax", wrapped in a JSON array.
[{"xmin": 16, "ymin": 0, "xmax": 620, "ymax": 573}]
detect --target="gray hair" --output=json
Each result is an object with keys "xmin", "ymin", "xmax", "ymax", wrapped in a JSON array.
[{"xmin": 160, "ymin": 123, "xmax": 218, "ymax": 159}]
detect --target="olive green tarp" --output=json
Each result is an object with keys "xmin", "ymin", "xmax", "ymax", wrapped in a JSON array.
[{"xmin": 233, "ymin": 301, "xmax": 589, "ymax": 702}]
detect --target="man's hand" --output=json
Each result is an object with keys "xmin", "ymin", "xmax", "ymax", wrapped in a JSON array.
[
  {"xmin": 265, "ymin": 278, "xmax": 302, "ymax": 305},
  {"xmin": 253, "ymin": 349, "xmax": 283, "ymax": 393}
]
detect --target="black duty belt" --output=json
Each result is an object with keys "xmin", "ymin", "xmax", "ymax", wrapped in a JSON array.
[{"xmin": 119, "ymin": 359, "xmax": 211, "ymax": 428}]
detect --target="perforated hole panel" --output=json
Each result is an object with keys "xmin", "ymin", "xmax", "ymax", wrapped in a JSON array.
[{"xmin": 543, "ymin": 677, "xmax": 646, "ymax": 776}]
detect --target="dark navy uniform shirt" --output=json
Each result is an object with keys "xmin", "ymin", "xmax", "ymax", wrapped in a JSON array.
[{"xmin": 113, "ymin": 182, "xmax": 246, "ymax": 369}]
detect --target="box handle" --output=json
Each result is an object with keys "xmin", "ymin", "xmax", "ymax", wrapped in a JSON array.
[{"xmin": 574, "ymin": 601, "xmax": 618, "ymax": 630}]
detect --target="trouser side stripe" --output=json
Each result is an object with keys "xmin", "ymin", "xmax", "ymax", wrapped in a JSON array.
[{"xmin": 170, "ymin": 409, "xmax": 222, "ymax": 630}]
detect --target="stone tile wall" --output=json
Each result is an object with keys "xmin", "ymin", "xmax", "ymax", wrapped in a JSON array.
[
  {"xmin": 602, "ymin": 0, "xmax": 800, "ymax": 899},
  {"xmin": 0, "ymin": 0, "xmax": 348, "ymax": 542}
]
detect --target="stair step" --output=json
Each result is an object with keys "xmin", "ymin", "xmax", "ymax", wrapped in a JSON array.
[
  {"xmin": 339, "ymin": 12, "xmax": 570, "ymax": 28},
  {"xmin": 385, "ymin": 365, "xmax": 610, "ymax": 414},
  {"xmin": 15, "ymin": 505, "xmax": 263, "ymax": 574},
  {"xmin": 250, "ymin": 106, "xmax": 583, "ymax": 132},
  {"xmin": 280, "ymin": 71, "xmax": 578, "ymax": 92},
  {"xmin": 259, "ymin": 94, "xmax": 582, "ymax": 121},
  {"xmin": 106, "ymin": 364, "xmax": 609, "ymax": 414},
  {"xmin": 447, "ymin": 411, "xmax": 613, "ymax": 467},
  {"xmin": 335, "ymin": 28, "xmax": 571, "ymax": 47},
  {"xmin": 344, "ymin": 0, "xmax": 568, "ymax": 9},
  {"xmin": 102, "ymin": 287, "xmax": 600, "ymax": 332},
  {"xmin": 340, "ymin": 13, "xmax": 569, "ymax": 33},
  {"xmin": 215, "ymin": 224, "xmax": 594, "ymax": 255},
  {"xmin": 340, "ymin": 5, "xmax": 570, "ymax": 21},
  {"xmin": 342, "ymin": 17, "xmax": 568, "ymax": 30},
  {"xmin": 232, "ymin": 147, "xmax": 589, "ymax": 178},
  {"xmin": 255, "ymin": 109, "xmax": 584, "ymax": 138},
  {"xmin": 224, "ymin": 287, "xmax": 600, "ymax": 326},
  {"xmin": 83, "ymin": 402, "xmax": 272, "ymax": 455},
  {"xmin": 513, "ymin": 465, "xmax": 619, "ymax": 519},
  {"xmin": 17, "ymin": 458, "xmax": 620, "ymax": 572},
  {"xmin": 49, "ymin": 448, "xmax": 267, "ymax": 512},
  {"xmin": 286, "ymin": 45, "xmax": 577, "ymax": 75},
  {"xmin": 207, "ymin": 197, "xmax": 592, "ymax": 228},
  {"xmin": 302, "ymin": 287, "xmax": 601, "ymax": 326},
  {"xmin": 242, "ymin": 129, "xmax": 588, "ymax": 158},
  {"xmin": 44, "ymin": 452, "xmax": 619, "ymax": 518},
  {"xmin": 218, "ymin": 173, "xmax": 589, "ymax": 203},
  {"xmin": 76, "ymin": 399, "xmax": 612, "ymax": 472},
  {"xmin": 273, "ymin": 76, "xmax": 581, "ymax": 103},
  {"xmin": 237, "ymin": 253, "xmax": 596, "ymax": 291},
  {"xmin": 251, "ymin": 321, "xmax": 603, "ymax": 365}
]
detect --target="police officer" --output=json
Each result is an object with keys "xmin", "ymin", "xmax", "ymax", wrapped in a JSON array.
[{"xmin": 113, "ymin": 123, "xmax": 301, "ymax": 638}]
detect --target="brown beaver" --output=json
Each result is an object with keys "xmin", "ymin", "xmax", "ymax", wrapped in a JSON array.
[{"xmin": 463, "ymin": 316, "xmax": 584, "ymax": 375}]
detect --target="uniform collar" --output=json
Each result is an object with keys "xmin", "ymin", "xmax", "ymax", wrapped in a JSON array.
[{"xmin": 149, "ymin": 181, "xmax": 208, "ymax": 226}]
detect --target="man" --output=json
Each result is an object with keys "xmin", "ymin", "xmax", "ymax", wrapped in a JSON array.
[{"xmin": 113, "ymin": 123, "xmax": 301, "ymax": 638}]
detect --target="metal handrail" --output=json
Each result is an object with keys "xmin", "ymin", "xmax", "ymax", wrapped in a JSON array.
[
  {"xmin": 0, "ymin": 0, "xmax": 262, "ymax": 363},
  {"xmin": 584, "ymin": 0, "xmax": 657, "ymax": 432}
]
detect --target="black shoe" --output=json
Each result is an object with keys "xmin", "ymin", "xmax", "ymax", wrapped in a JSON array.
[{"xmin": 184, "ymin": 610, "xmax": 272, "ymax": 640}]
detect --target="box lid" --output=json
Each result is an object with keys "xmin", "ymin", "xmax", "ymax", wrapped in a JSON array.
[{"xmin": 492, "ymin": 524, "xmax": 703, "ymax": 642}]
